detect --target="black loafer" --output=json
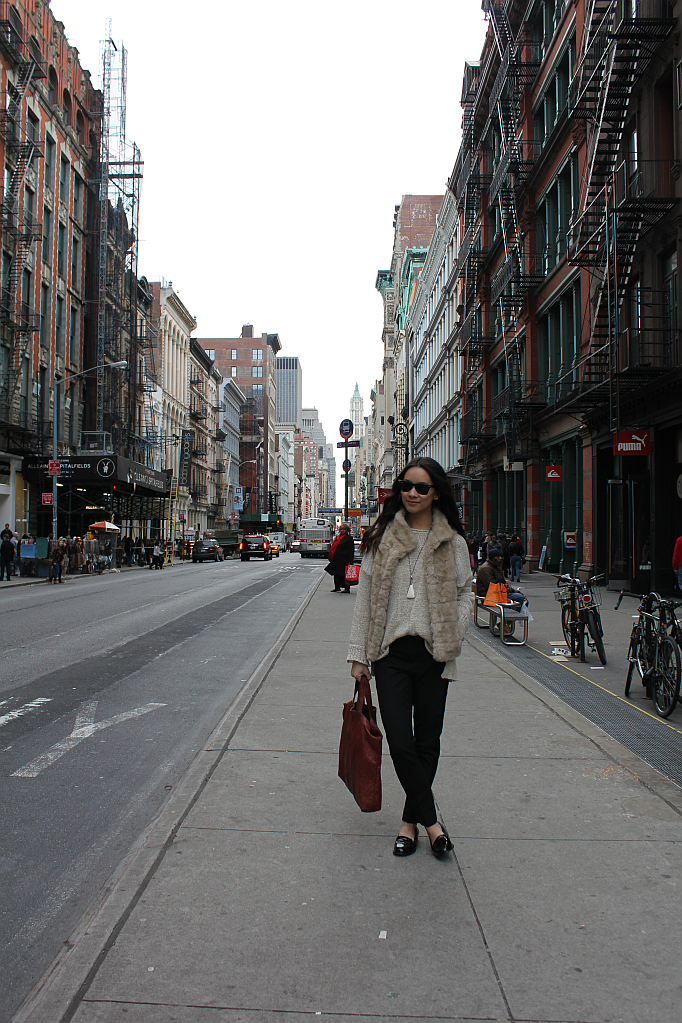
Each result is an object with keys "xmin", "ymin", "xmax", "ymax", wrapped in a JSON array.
[
  {"xmin": 430, "ymin": 832, "xmax": 454, "ymax": 859},
  {"xmin": 393, "ymin": 828, "xmax": 419, "ymax": 857}
]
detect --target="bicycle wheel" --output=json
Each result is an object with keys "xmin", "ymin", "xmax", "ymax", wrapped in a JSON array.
[
  {"xmin": 561, "ymin": 604, "xmax": 572, "ymax": 647},
  {"xmin": 652, "ymin": 636, "xmax": 681, "ymax": 719},
  {"xmin": 625, "ymin": 626, "xmax": 640, "ymax": 697},
  {"xmin": 587, "ymin": 610, "xmax": 607, "ymax": 665}
]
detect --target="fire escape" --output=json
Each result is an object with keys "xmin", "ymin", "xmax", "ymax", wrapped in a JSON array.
[
  {"xmin": 0, "ymin": 7, "xmax": 44, "ymax": 442},
  {"xmin": 561, "ymin": 0, "xmax": 677, "ymax": 425},
  {"xmin": 484, "ymin": 0, "xmax": 545, "ymax": 463}
]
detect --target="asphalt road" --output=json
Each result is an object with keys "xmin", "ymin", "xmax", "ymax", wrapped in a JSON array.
[{"xmin": 0, "ymin": 553, "xmax": 324, "ymax": 1023}]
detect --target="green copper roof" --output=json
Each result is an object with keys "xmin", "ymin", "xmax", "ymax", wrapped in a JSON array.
[{"xmin": 352, "ymin": 383, "xmax": 361, "ymax": 401}]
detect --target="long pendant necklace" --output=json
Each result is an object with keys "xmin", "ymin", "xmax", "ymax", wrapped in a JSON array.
[{"xmin": 406, "ymin": 528, "xmax": 430, "ymax": 599}]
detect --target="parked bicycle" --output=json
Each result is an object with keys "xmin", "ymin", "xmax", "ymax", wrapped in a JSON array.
[
  {"xmin": 554, "ymin": 573, "xmax": 607, "ymax": 665},
  {"xmin": 615, "ymin": 591, "xmax": 681, "ymax": 718}
]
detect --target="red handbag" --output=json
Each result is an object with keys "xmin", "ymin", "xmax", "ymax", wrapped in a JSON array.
[
  {"xmin": 344, "ymin": 563, "xmax": 360, "ymax": 584},
  {"xmin": 338, "ymin": 676, "xmax": 382, "ymax": 812}
]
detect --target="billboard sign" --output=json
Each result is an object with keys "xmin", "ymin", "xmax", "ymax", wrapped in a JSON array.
[{"xmin": 613, "ymin": 430, "xmax": 650, "ymax": 456}]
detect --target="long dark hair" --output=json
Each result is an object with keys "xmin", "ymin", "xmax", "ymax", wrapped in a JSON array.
[{"xmin": 362, "ymin": 457, "xmax": 465, "ymax": 555}]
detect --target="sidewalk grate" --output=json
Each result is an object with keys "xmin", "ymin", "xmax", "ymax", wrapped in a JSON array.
[{"xmin": 472, "ymin": 627, "xmax": 682, "ymax": 788}]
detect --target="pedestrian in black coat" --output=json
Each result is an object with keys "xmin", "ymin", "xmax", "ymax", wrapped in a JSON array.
[
  {"xmin": 329, "ymin": 523, "xmax": 355, "ymax": 593},
  {"xmin": 0, "ymin": 537, "xmax": 14, "ymax": 580}
]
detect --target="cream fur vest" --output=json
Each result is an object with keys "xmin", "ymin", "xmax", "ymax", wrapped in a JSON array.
[{"xmin": 365, "ymin": 507, "xmax": 473, "ymax": 664}]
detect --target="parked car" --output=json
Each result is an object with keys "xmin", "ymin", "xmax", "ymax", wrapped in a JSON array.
[
  {"xmin": 353, "ymin": 539, "xmax": 363, "ymax": 565},
  {"xmin": 192, "ymin": 540, "xmax": 224, "ymax": 563},
  {"xmin": 240, "ymin": 535, "xmax": 273, "ymax": 561}
]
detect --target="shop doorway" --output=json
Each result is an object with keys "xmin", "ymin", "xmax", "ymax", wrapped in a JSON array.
[{"xmin": 607, "ymin": 473, "xmax": 651, "ymax": 593}]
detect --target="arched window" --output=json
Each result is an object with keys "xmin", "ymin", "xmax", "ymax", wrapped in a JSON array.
[
  {"xmin": 76, "ymin": 111, "xmax": 83, "ymax": 145},
  {"xmin": 62, "ymin": 89, "xmax": 71, "ymax": 126},
  {"xmin": 48, "ymin": 67, "xmax": 57, "ymax": 106}
]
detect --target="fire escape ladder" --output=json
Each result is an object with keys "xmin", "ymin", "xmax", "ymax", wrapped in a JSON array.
[
  {"xmin": 562, "ymin": 0, "xmax": 677, "ymax": 416},
  {"xmin": 1, "ymin": 54, "xmax": 43, "ymax": 424}
]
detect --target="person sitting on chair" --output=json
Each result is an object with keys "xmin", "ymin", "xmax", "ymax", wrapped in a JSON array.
[{"xmin": 476, "ymin": 546, "xmax": 525, "ymax": 614}]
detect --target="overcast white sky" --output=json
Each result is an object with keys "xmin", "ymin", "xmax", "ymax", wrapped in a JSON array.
[{"xmin": 52, "ymin": 0, "xmax": 487, "ymax": 496}]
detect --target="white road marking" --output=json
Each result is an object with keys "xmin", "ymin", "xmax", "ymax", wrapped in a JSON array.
[
  {"xmin": 11, "ymin": 699, "xmax": 167, "ymax": 777},
  {"xmin": 0, "ymin": 697, "xmax": 52, "ymax": 728}
]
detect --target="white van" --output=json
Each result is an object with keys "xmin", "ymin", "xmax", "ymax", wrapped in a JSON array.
[{"xmin": 268, "ymin": 531, "xmax": 286, "ymax": 556}]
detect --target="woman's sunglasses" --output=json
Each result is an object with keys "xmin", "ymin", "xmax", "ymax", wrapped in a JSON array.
[{"xmin": 397, "ymin": 479, "xmax": 435, "ymax": 496}]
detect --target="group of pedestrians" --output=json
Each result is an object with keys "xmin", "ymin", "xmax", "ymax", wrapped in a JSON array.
[
  {"xmin": 0, "ymin": 523, "xmax": 18, "ymax": 581},
  {"xmin": 466, "ymin": 530, "xmax": 525, "ymax": 583}
]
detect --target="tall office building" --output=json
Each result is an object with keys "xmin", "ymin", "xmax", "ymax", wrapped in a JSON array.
[
  {"xmin": 275, "ymin": 356, "xmax": 303, "ymax": 429},
  {"xmin": 350, "ymin": 383, "xmax": 364, "ymax": 441}
]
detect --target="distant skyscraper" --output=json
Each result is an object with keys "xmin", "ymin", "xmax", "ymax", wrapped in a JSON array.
[
  {"xmin": 350, "ymin": 383, "xmax": 364, "ymax": 441},
  {"xmin": 276, "ymin": 356, "xmax": 303, "ymax": 428}
]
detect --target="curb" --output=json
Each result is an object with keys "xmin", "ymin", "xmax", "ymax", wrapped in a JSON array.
[
  {"xmin": 11, "ymin": 570, "xmax": 324, "ymax": 1023},
  {"xmin": 464, "ymin": 628, "xmax": 682, "ymax": 817}
]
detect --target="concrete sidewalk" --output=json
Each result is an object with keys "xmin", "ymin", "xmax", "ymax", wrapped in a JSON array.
[{"xmin": 15, "ymin": 572, "xmax": 682, "ymax": 1023}]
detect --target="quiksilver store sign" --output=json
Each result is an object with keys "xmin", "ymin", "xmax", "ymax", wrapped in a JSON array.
[{"xmin": 613, "ymin": 430, "xmax": 651, "ymax": 456}]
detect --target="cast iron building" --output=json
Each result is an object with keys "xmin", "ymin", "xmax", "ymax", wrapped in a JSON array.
[{"xmin": 440, "ymin": 0, "xmax": 682, "ymax": 594}]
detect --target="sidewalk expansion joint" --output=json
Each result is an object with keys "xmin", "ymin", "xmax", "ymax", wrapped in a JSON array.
[
  {"xmin": 465, "ymin": 630, "xmax": 682, "ymax": 820},
  {"xmin": 16, "ymin": 571, "xmax": 324, "ymax": 1023}
]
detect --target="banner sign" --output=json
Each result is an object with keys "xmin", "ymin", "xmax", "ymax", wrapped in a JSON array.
[
  {"xmin": 179, "ymin": 430, "xmax": 193, "ymax": 487},
  {"xmin": 23, "ymin": 455, "xmax": 168, "ymax": 494},
  {"xmin": 347, "ymin": 508, "xmax": 361, "ymax": 517},
  {"xmin": 378, "ymin": 487, "xmax": 392, "ymax": 505},
  {"xmin": 546, "ymin": 465, "xmax": 562, "ymax": 482},
  {"xmin": 563, "ymin": 531, "xmax": 576, "ymax": 550},
  {"xmin": 613, "ymin": 430, "xmax": 650, "ymax": 456}
]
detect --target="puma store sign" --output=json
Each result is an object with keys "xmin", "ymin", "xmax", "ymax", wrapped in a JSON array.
[{"xmin": 613, "ymin": 430, "xmax": 651, "ymax": 456}]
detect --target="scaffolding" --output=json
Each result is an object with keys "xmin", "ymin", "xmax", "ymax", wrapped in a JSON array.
[
  {"xmin": 0, "ymin": 3, "xmax": 45, "ymax": 438},
  {"xmin": 89, "ymin": 23, "xmax": 152, "ymax": 458}
]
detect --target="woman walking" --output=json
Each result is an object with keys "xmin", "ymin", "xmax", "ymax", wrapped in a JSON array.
[
  {"xmin": 347, "ymin": 457, "xmax": 473, "ymax": 858},
  {"xmin": 329, "ymin": 522, "xmax": 354, "ymax": 593}
]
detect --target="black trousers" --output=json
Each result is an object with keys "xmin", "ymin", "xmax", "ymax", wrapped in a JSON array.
[
  {"xmin": 373, "ymin": 636, "xmax": 449, "ymax": 828},
  {"xmin": 0, "ymin": 558, "xmax": 11, "ymax": 581}
]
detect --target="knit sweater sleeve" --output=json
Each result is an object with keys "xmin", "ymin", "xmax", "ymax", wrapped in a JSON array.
[{"xmin": 346, "ymin": 550, "xmax": 374, "ymax": 665}]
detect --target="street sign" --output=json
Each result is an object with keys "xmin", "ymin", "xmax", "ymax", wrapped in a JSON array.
[
  {"xmin": 318, "ymin": 508, "xmax": 342, "ymax": 515},
  {"xmin": 546, "ymin": 465, "xmax": 562, "ymax": 482},
  {"xmin": 178, "ymin": 513, "xmax": 185, "ymax": 522},
  {"xmin": 339, "ymin": 418, "xmax": 354, "ymax": 438},
  {"xmin": 306, "ymin": 473, "xmax": 316, "ymax": 478},
  {"xmin": 48, "ymin": 459, "xmax": 61, "ymax": 476},
  {"xmin": 42, "ymin": 493, "xmax": 53, "ymax": 505},
  {"xmin": 613, "ymin": 430, "xmax": 650, "ymax": 455},
  {"xmin": 337, "ymin": 440, "xmax": 360, "ymax": 448},
  {"xmin": 342, "ymin": 458, "xmax": 351, "ymax": 471}
]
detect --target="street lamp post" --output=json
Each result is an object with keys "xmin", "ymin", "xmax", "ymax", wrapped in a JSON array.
[{"xmin": 52, "ymin": 362, "xmax": 127, "ymax": 540}]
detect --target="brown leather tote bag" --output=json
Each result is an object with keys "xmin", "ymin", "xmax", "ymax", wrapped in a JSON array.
[{"xmin": 338, "ymin": 675, "xmax": 383, "ymax": 812}]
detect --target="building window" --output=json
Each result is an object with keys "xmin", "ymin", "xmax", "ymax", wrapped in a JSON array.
[
  {"xmin": 252, "ymin": 365, "xmax": 263, "ymax": 377},
  {"xmin": 71, "ymin": 237, "xmax": 79, "ymax": 283},
  {"xmin": 76, "ymin": 112, "xmax": 84, "ymax": 145},
  {"xmin": 21, "ymin": 269, "xmax": 31, "ymax": 328},
  {"xmin": 55, "ymin": 295, "xmax": 64, "ymax": 355},
  {"xmin": 40, "ymin": 284, "xmax": 49, "ymax": 348},
  {"xmin": 57, "ymin": 223, "xmax": 65, "ymax": 276},
  {"xmin": 231, "ymin": 349, "xmax": 237, "ymax": 359},
  {"xmin": 73, "ymin": 175, "xmax": 81, "ymax": 220},
  {"xmin": 48, "ymin": 67, "xmax": 57, "ymax": 107},
  {"xmin": 70, "ymin": 306, "xmax": 78, "ymax": 364},
  {"xmin": 24, "ymin": 186, "xmax": 34, "ymax": 230},
  {"xmin": 45, "ymin": 136, "xmax": 55, "ymax": 186},
  {"xmin": 59, "ymin": 157, "xmax": 68, "ymax": 202},
  {"xmin": 252, "ymin": 349, "xmax": 263, "ymax": 360},
  {"xmin": 62, "ymin": 89, "xmax": 71, "ymax": 127},
  {"xmin": 42, "ymin": 207, "xmax": 51, "ymax": 265},
  {"xmin": 231, "ymin": 366, "xmax": 237, "ymax": 377}
]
